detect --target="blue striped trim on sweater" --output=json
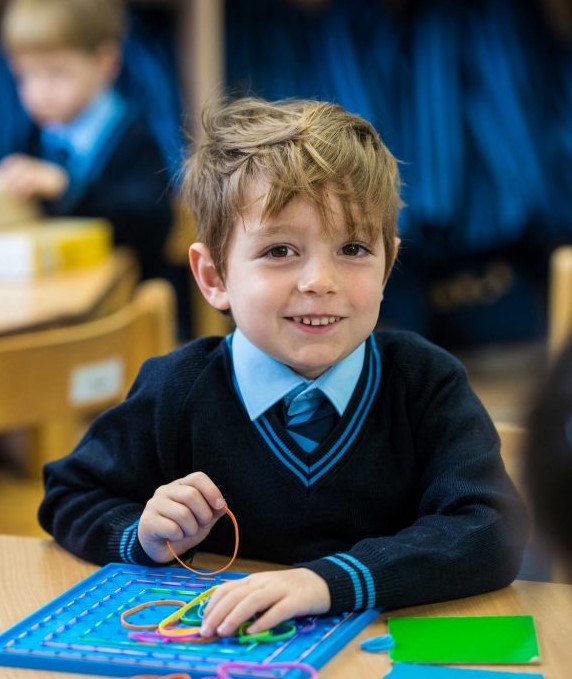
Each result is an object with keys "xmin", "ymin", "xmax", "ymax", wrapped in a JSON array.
[
  {"xmin": 324, "ymin": 553, "xmax": 376, "ymax": 610},
  {"xmin": 119, "ymin": 520, "xmax": 140, "ymax": 564}
]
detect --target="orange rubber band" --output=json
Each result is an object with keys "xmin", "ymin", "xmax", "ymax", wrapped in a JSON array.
[
  {"xmin": 166, "ymin": 505, "xmax": 239, "ymax": 576},
  {"xmin": 120, "ymin": 599, "xmax": 186, "ymax": 630}
]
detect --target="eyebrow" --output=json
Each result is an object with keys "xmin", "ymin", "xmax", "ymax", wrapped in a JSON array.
[{"xmin": 244, "ymin": 221, "xmax": 299, "ymax": 238}]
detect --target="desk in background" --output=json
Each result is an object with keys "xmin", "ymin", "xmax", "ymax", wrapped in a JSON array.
[
  {"xmin": 0, "ymin": 535, "xmax": 571, "ymax": 678},
  {"xmin": 0, "ymin": 248, "xmax": 139, "ymax": 337},
  {"xmin": 0, "ymin": 248, "xmax": 142, "ymax": 477}
]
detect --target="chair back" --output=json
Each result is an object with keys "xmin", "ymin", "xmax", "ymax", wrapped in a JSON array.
[
  {"xmin": 164, "ymin": 198, "xmax": 232, "ymax": 338},
  {"xmin": 549, "ymin": 246, "xmax": 572, "ymax": 358},
  {"xmin": 495, "ymin": 421, "xmax": 527, "ymax": 497},
  {"xmin": 0, "ymin": 278, "xmax": 177, "ymax": 475}
]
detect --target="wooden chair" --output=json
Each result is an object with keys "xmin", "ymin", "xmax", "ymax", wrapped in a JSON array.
[
  {"xmin": 164, "ymin": 198, "xmax": 232, "ymax": 338},
  {"xmin": 549, "ymin": 245, "xmax": 572, "ymax": 358},
  {"xmin": 0, "ymin": 278, "xmax": 177, "ymax": 476},
  {"xmin": 495, "ymin": 421, "xmax": 527, "ymax": 498},
  {"xmin": 495, "ymin": 421, "xmax": 572, "ymax": 582}
]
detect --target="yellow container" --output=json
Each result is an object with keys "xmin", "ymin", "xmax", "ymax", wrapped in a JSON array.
[{"xmin": 0, "ymin": 218, "xmax": 113, "ymax": 280}]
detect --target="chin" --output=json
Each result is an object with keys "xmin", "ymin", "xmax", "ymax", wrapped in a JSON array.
[{"xmin": 289, "ymin": 359, "xmax": 338, "ymax": 379}]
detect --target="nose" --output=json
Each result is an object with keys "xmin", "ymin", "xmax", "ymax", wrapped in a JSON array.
[{"xmin": 297, "ymin": 255, "xmax": 339, "ymax": 295}]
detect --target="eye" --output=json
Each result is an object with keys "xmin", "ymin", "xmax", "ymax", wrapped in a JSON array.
[
  {"xmin": 265, "ymin": 245, "xmax": 296, "ymax": 258},
  {"xmin": 340, "ymin": 242, "xmax": 370, "ymax": 257}
]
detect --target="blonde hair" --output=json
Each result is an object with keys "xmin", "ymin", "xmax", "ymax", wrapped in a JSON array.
[
  {"xmin": 1, "ymin": 0, "xmax": 125, "ymax": 53},
  {"xmin": 183, "ymin": 97, "xmax": 402, "ymax": 280}
]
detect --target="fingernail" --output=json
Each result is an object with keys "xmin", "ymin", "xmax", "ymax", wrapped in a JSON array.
[
  {"xmin": 214, "ymin": 497, "xmax": 226, "ymax": 509},
  {"xmin": 217, "ymin": 622, "xmax": 231, "ymax": 635},
  {"xmin": 200, "ymin": 625, "xmax": 211, "ymax": 637}
]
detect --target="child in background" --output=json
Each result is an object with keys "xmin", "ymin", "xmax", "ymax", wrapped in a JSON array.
[
  {"xmin": 0, "ymin": 0, "xmax": 172, "ymax": 280},
  {"xmin": 39, "ymin": 97, "xmax": 526, "ymax": 638},
  {"xmin": 524, "ymin": 339, "xmax": 572, "ymax": 578}
]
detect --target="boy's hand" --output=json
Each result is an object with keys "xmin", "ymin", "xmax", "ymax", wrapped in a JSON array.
[
  {"xmin": 0, "ymin": 154, "xmax": 69, "ymax": 200},
  {"xmin": 199, "ymin": 568, "xmax": 331, "ymax": 638},
  {"xmin": 138, "ymin": 472, "xmax": 227, "ymax": 563}
]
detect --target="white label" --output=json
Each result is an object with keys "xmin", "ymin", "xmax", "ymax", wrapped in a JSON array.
[
  {"xmin": 69, "ymin": 357, "xmax": 124, "ymax": 405},
  {"xmin": 0, "ymin": 233, "xmax": 35, "ymax": 280}
]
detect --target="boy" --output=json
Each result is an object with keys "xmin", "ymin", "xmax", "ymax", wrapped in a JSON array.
[
  {"xmin": 39, "ymin": 97, "xmax": 526, "ymax": 638},
  {"xmin": 0, "ymin": 0, "xmax": 172, "ymax": 279}
]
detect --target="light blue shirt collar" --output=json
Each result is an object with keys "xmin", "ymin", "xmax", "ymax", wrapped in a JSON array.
[
  {"xmin": 230, "ymin": 328, "xmax": 365, "ymax": 421},
  {"xmin": 42, "ymin": 88, "xmax": 123, "ymax": 155}
]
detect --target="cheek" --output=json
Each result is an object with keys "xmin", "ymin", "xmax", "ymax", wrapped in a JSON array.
[
  {"xmin": 60, "ymin": 80, "xmax": 82, "ymax": 104},
  {"xmin": 352, "ymin": 275, "xmax": 384, "ymax": 306},
  {"xmin": 234, "ymin": 274, "xmax": 283, "ymax": 305},
  {"xmin": 19, "ymin": 81, "xmax": 41, "ymax": 108}
]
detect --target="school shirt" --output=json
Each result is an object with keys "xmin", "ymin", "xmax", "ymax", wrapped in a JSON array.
[
  {"xmin": 40, "ymin": 89, "xmax": 126, "ymax": 207},
  {"xmin": 230, "ymin": 327, "xmax": 364, "ymax": 421},
  {"xmin": 39, "ymin": 330, "xmax": 527, "ymax": 615},
  {"xmin": 31, "ymin": 88, "xmax": 172, "ymax": 279}
]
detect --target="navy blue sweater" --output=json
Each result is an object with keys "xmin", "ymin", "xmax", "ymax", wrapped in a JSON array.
[
  {"xmin": 29, "ymin": 107, "xmax": 172, "ymax": 280},
  {"xmin": 39, "ymin": 331, "xmax": 526, "ymax": 614}
]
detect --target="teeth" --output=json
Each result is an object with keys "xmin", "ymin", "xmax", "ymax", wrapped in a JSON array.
[{"xmin": 293, "ymin": 316, "xmax": 340, "ymax": 325}]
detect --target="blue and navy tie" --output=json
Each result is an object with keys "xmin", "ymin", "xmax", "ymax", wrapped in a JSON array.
[
  {"xmin": 42, "ymin": 133, "xmax": 72, "ymax": 169},
  {"xmin": 283, "ymin": 384, "xmax": 338, "ymax": 452}
]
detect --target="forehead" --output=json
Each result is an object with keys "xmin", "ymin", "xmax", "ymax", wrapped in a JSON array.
[{"xmin": 238, "ymin": 177, "xmax": 371, "ymax": 237}]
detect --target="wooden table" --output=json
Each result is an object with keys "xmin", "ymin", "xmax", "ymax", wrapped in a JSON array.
[
  {"xmin": 0, "ymin": 535, "xmax": 571, "ymax": 678},
  {"xmin": 0, "ymin": 248, "xmax": 139, "ymax": 336}
]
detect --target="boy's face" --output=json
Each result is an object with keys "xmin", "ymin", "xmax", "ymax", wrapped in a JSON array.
[
  {"xmin": 10, "ymin": 46, "xmax": 117, "ymax": 125},
  {"xmin": 198, "ymin": 180, "xmax": 389, "ymax": 379}
]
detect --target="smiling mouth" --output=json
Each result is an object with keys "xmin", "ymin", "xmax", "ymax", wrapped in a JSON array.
[{"xmin": 291, "ymin": 316, "xmax": 341, "ymax": 326}]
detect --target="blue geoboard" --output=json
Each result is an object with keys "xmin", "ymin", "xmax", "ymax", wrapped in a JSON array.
[{"xmin": 0, "ymin": 562, "xmax": 378, "ymax": 677}]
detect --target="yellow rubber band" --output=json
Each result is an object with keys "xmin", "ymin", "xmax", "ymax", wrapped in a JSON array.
[{"xmin": 157, "ymin": 586, "xmax": 218, "ymax": 638}]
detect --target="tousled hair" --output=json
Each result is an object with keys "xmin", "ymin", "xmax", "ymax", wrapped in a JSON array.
[
  {"xmin": 183, "ymin": 97, "xmax": 402, "ymax": 280},
  {"xmin": 1, "ymin": 0, "xmax": 125, "ymax": 53}
]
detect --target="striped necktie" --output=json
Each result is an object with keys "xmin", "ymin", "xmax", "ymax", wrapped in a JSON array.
[{"xmin": 283, "ymin": 384, "xmax": 338, "ymax": 452}]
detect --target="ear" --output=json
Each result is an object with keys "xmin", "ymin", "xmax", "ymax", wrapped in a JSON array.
[
  {"xmin": 189, "ymin": 243, "xmax": 230, "ymax": 311},
  {"xmin": 382, "ymin": 236, "xmax": 400, "ymax": 287}
]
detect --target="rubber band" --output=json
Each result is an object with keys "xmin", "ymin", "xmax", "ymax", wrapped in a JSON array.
[
  {"xmin": 236, "ymin": 621, "xmax": 297, "ymax": 644},
  {"xmin": 180, "ymin": 604, "xmax": 203, "ymax": 626},
  {"xmin": 215, "ymin": 661, "xmax": 318, "ymax": 678},
  {"xmin": 157, "ymin": 587, "xmax": 219, "ymax": 639},
  {"xmin": 120, "ymin": 600, "xmax": 186, "ymax": 630},
  {"xmin": 166, "ymin": 506, "xmax": 239, "ymax": 576},
  {"xmin": 133, "ymin": 630, "xmax": 219, "ymax": 644}
]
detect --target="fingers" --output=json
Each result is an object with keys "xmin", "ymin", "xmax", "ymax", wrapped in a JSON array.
[
  {"xmin": 0, "ymin": 156, "xmax": 37, "ymax": 198},
  {"xmin": 200, "ymin": 578, "xmax": 281, "ymax": 637},
  {"xmin": 152, "ymin": 488, "xmax": 211, "ymax": 535},
  {"xmin": 179, "ymin": 471, "xmax": 227, "ymax": 513},
  {"xmin": 0, "ymin": 154, "xmax": 68, "ymax": 199},
  {"xmin": 200, "ymin": 570, "xmax": 331, "ymax": 638},
  {"xmin": 138, "ymin": 472, "xmax": 227, "ymax": 562}
]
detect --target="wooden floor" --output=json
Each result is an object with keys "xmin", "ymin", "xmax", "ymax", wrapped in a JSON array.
[{"xmin": 0, "ymin": 340, "xmax": 546, "ymax": 539}]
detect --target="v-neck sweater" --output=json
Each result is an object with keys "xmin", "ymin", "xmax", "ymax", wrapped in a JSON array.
[{"xmin": 39, "ymin": 330, "xmax": 527, "ymax": 614}]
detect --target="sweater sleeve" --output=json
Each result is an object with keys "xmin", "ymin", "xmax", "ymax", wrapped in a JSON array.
[
  {"xmin": 300, "ymin": 338, "xmax": 528, "ymax": 614},
  {"xmin": 38, "ymin": 353, "xmax": 188, "ymax": 566}
]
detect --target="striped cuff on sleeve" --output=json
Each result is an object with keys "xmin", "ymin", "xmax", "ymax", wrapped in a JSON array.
[{"xmin": 300, "ymin": 552, "xmax": 377, "ymax": 614}]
